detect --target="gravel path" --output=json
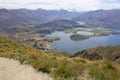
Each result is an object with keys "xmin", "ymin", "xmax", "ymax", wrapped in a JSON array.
[{"xmin": 0, "ymin": 57, "xmax": 53, "ymax": 80}]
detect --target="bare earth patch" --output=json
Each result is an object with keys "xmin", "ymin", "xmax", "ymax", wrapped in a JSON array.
[{"xmin": 0, "ymin": 57, "xmax": 53, "ymax": 80}]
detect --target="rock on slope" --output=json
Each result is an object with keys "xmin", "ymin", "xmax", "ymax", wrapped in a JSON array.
[{"xmin": 0, "ymin": 57, "xmax": 53, "ymax": 80}]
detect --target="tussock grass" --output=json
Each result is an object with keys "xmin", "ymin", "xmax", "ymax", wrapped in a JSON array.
[{"xmin": 0, "ymin": 36, "xmax": 120, "ymax": 80}]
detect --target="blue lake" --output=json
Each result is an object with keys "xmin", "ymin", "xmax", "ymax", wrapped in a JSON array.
[{"xmin": 46, "ymin": 31, "xmax": 120, "ymax": 54}]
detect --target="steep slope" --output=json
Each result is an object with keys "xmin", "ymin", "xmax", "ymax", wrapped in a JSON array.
[
  {"xmin": 0, "ymin": 57, "xmax": 52, "ymax": 80},
  {"xmin": 73, "ymin": 9, "xmax": 120, "ymax": 29},
  {"xmin": 0, "ymin": 36, "xmax": 120, "ymax": 80},
  {"xmin": 74, "ymin": 46, "xmax": 120, "ymax": 63}
]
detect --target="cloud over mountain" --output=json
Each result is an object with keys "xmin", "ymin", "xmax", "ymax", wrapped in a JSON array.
[{"xmin": 0, "ymin": 0, "xmax": 120, "ymax": 11}]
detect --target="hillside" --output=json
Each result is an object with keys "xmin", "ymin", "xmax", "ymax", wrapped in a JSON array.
[
  {"xmin": 36, "ymin": 19, "xmax": 84, "ymax": 30},
  {"xmin": 0, "ymin": 19, "xmax": 85, "ymax": 44},
  {"xmin": 73, "ymin": 9, "xmax": 120, "ymax": 29},
  {"xmin": 74, "ymin": 46, "xmax": 120, "ymax": 63},
  {"xmin": 0, "ymin": 36, "xmax": 120, "ymax": 80},
  {"xmin": 1, "ymin": 9, "xmax": 120, "ymax": 30},
  {"xmin": 0, "ymin": 9, "xmax": 46, "ymax": 28},
  {"xmin": 0, "ymin": 9, "xmax": 80, "ymax": 29}
]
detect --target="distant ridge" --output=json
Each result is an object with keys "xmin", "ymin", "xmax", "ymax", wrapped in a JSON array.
[
  {"xmin": 72, "ymin": 9, "xmax": 120, "ymax": 29},
  {"xmin": 1, "ymin": 9, "xmax": 120, "ymax": 29},
  {"xmin": 0, "ymin": 8, "xmax": 80, "ymax": 29}
]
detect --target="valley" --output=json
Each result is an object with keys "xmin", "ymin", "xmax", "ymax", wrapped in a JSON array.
[
  {"xmin": 1, "ymin": 0, "xmax": 120, "ymax": 79},
  {"xmin": 1, "ymin": 23, "xmax": 120, "ymax": 53},
  {"xmin": 0, "ymin": 8, "xmax": 120, "ymax": 80},
  {"xmin": 1, "ymin": 9, "xmax": 120, "ymax": 53}
]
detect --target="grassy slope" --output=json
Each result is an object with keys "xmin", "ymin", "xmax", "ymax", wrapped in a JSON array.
[
  {"xmin": 74, "ymin": 46, "xmax": 120, "ymax": 63},
  {"xmin": 0, "ymin": 36, "xmax": 120, "ymax": 80}
]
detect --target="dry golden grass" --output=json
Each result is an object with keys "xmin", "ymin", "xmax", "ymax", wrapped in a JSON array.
[{"xmin": 0, "ymin": 36, "xmax": 120, "ymax": 80}]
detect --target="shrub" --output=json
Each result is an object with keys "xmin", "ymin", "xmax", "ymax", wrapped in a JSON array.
[
  {"xmin": 38, "ymin": 63, "xmax": 52, "ymax": 73},
  {"xmin": 55, "ymin": 62, "xmax": 73, "ymax": 78}
]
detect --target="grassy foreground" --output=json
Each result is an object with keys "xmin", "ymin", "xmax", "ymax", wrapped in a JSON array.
[{"xmin": 0, "ymin": 36, "xmax": 120, "ymax": 80}]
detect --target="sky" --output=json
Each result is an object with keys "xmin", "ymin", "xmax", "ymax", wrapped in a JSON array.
[{"xmin": 0, "ymin": 0, "xmax": 120, "ymax": 11}]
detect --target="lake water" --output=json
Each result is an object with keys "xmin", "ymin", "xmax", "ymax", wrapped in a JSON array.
[{"xmin": 46, "ymin": 31, "xmax": 120, "ymax": 54}]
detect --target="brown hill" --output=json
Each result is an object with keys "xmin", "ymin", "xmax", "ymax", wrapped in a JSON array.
[{"xmin": 73, "ymin": 46, "xmax": 120, "ymax": 63}]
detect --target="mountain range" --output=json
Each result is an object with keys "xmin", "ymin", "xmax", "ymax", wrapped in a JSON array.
[
  {"xmin": 0, "ymin": 8, "xmax": 80, "ymax": 29},
  {"xmin": 73, "ymin": 9, "xmax": 120, "ymax": 29},
  {"xmin": 0, "ymin": 8, "xmax": 120, "ymax": 80},
  {"xmin": 1, "ymin": 9, "xmax": 120, "ymax": 30}
]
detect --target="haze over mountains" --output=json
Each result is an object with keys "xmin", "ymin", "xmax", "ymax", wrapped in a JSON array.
[
  {"xmin": 0, "ymin": 8, "xmax": 120, "ymax": 30},
  {"xmin": 0, "ymin": 9, "xmax": 80, "ymax": 29},
  {"xmin": 73, "ymin": 9, "xmax": 120, "ymax": 29}
]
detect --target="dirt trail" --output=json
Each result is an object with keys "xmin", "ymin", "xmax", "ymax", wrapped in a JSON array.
[{"xmin": 0, "ymin": 57, "xmax": 53, "ymax": 80}]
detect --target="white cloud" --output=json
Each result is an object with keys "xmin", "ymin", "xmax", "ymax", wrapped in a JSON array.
[
  {"xmin": 0, "ymin": 0, "xmax": 120, "ymax": 11},
  {"xmin": 98, "ymin": 0, "xmax": 120, "ymax": 10}
]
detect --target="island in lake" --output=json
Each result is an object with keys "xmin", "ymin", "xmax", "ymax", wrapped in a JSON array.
[
  {"xmin": 70, "ymin": 34, "xmax": 90, "ymax": 41},
  {"xmin": 65, "ymin": 27, "xmax": 120, "ymax": 41}
]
